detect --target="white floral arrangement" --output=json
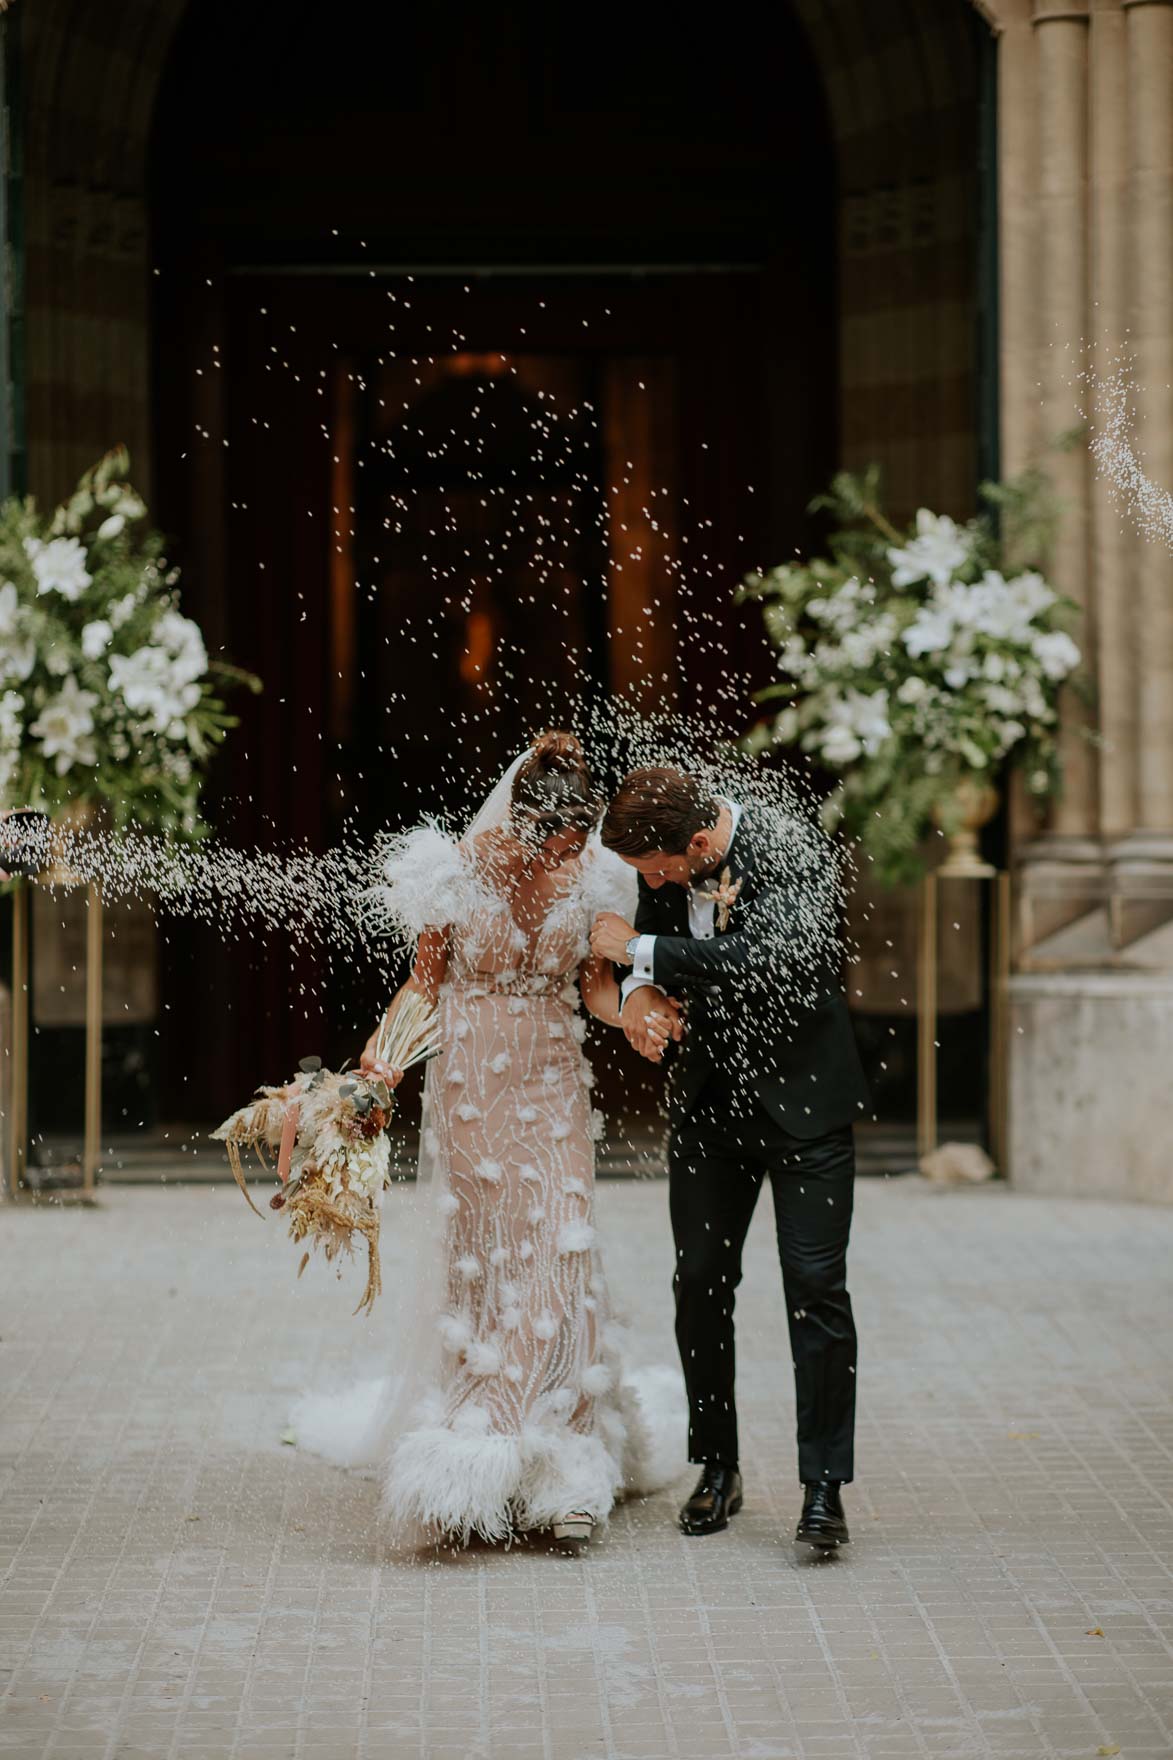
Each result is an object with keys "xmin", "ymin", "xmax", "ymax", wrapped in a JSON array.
[
  {"xmin": 0, "ymin": 447, "xmax": 258, "ymax": 836},
  {"xmin": 741, "ymin": 467, "xmax": 1082, "ymax": 883}
]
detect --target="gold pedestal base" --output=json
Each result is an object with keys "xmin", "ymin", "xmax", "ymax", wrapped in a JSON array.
[
  {"xmin": 917, "ymin": 869, "xmax": 1011, "ymax": 1174},
  {"xmin": 5, "ymin": 878, "xmax": 103, "ymax": 1200},
  {"xmin": 937, "ymin": 845, "xmax": 997, "ymax": 881}
]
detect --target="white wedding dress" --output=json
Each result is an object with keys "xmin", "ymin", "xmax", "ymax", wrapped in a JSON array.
[{"xmin": 290, "ymin": 812, "xmax": 682, "ymax": 1547}]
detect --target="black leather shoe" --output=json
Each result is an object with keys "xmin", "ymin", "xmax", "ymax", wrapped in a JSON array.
[
  {"xmin": 795, "ymin": 1480, "xmax": 849, "ymax": 1548},
  {"xmin": 679, "ymin": 1464, "xmax": 743, "ymax": 1536}
]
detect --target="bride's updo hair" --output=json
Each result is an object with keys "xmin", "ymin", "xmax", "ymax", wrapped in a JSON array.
[{"xmin": 510, "ymin": 730, "xmax": 602, "ymax": 838}]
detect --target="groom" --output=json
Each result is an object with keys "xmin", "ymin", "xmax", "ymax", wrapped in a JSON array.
[{"xmin": 590, "ymin": 767, "xmax": 870, "ymax": 1548}]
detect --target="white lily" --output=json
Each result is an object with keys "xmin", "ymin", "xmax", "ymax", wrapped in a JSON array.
[
  {"xmin": 30, "ymin": 674, "xmax": 99, "ymax": 774},
  {"xmin": 24, "ymin": 535, "xmax": 91, "ymax": 602},
  {"xmin": 887, "ymin": 510, "xmax": 970, "ymax": 588}
]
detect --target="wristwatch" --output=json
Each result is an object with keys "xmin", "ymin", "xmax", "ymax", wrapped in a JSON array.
[{"xmin": 624, "ymin": 935, "xmax": 641, "ymax": 966}]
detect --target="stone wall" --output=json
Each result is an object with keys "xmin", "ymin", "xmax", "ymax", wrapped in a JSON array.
[{"xmin": 983, "ymin": 0, "xmax": 1173, "ymax": 1200}]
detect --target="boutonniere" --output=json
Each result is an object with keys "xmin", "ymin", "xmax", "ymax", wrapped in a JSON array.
[{"xmin": 713, "ymin": 866, "xmax": 742, "ymax": 932}]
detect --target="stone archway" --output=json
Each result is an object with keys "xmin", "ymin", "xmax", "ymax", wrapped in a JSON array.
[
  {"xmin": 15, "ymin": 0, "xmax": 993, "ymax": 517},
  {"xmin": 11, "ymin": 0, "xmax": 998, "ymax": 1133},
  {"xmin": 15, "ymin": 0, "xmax": 191, "ymax": 499},
  {"xmin": 790, "ymin": 0, "xmax": 991, "ymax": 517},
  {"xmin": 14, "ymin": 0, "xmax": 1173, "ymax": 1195}
]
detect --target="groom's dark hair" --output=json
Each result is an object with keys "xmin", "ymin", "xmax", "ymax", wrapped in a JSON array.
[{"xmin": 601, "ymin": 767, "xmax": 720, "ymax": 857}]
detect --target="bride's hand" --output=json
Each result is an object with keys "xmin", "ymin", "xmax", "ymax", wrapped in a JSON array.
[
  {"xmin": 621, "ymin": 987, "xmax": 683, "ymax": 1063},
  {"xmin": 360, "ymin": 1046, "xmax": 404, "ymax": 1088}
]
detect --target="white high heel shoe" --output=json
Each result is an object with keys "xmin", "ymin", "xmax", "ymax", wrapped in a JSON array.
[{"xmin": 551, "ymin": 1511, "xmax": 596, "ymax": 1551}]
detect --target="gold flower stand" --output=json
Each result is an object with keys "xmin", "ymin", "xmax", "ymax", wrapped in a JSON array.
[
  {"xmin": 6, "ymin": 875, "xmax": 103, "ymax": 1200},
  {"xmin": 916, "ymin": 857, "xmax": 1012, "ymax": 1174}
]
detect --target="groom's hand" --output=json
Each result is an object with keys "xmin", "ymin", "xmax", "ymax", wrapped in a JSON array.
[
  {"xmin": 590, "ymin": 911, "xmax": 638, "ymax": 964},
  {"xmin": 621, "ymin": 986, "xmax": 684, "ymax": 1063}
]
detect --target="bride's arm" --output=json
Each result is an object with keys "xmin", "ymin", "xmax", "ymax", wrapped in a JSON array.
[
  {"xmin": 579, "ymin": 953, "xmax": 623, "ymax": 1027},
  {"xmin": 402, "ymin": 927, "xmax": 449, "ymax": 1008},
  {"xmin": 360, "ymin": 928, "xmax": 449, "ymax": 1082}
]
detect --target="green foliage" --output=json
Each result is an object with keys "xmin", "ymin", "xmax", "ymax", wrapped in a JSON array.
[{"xmin": 0, "ymin": 449, "xmax": 260, "ymax": 837}]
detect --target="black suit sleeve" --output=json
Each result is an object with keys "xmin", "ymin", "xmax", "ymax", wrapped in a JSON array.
[
  {"xmin": 632, "ymin": 874, "xmax": 662, "ymax": 939},
  {"xmin": 649, "ymin": 872, "xmax": 831, "ymax": 992}
]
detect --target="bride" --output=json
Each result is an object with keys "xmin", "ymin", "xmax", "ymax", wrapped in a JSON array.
[{"xmin": 291, "ymin": 730, "xmax": 680, "ymax": 1550}]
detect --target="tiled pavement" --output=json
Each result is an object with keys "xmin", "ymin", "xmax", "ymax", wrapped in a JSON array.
[{"xmin": 1, "ymin": 1177, "xmax": 1171, "ymax": 1760}]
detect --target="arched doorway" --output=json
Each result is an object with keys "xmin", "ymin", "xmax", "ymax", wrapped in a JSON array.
[
  {"xmin": 144, "ymin": 0, "xmax": 844, "ymax": 1113},
  {"xmin": 11, "ymin": 0, "xmax": 989, "ymax": 1131}
]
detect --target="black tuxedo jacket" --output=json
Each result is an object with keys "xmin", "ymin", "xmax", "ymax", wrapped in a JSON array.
[{"xmin": 630, "ymin": 808, "xmax": 870, "ymax": 1138}]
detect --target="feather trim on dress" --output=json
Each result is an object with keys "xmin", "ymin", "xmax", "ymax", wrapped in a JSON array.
[
  {"xmin": 581, "ymin": 840, "xmax": 639, "ymax": 921},
  {"xmin": 366, "ymin": 821, "xmax": 480, "ymax": 939},
  {"xmin": 381, "ymin": 1418, "xmax": 625, "ymax": 1546},
  {"xmin": 377, "ymin": 1354, "xmax": 685, "ymax": 1545}
]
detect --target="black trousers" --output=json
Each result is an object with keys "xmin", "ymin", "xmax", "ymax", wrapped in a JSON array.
[{"xmin": 668, "ymin": 1066, "xmax": 857, "ymax": 1484}]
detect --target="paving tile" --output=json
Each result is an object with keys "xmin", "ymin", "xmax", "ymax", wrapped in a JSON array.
[{"xmin": 1, "ymin": 1180, "xmax": 1172, "ymax": 1759}]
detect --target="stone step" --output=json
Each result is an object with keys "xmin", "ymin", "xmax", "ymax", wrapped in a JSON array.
[{"xmin": 15, "ymin": 1117, "xmax": 978, "ymax": 1189}]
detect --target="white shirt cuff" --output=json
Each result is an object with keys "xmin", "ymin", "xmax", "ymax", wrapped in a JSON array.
[
  {"xmin": 620, "ymin": 973, "xmax": 666, "ymax": 1007},
  {"xmin": 632, "ymin": 934, "xmax": 657, "ymax": 985}
]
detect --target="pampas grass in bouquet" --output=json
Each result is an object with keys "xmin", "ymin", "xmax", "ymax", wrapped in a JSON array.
[{"xmin": 212, "ymin": 990, "xmax": 441, "ymax": 1314}]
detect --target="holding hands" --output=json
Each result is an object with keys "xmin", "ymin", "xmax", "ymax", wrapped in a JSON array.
[
  {"xmin": 621, "ymin": 984, "xmax": 685, "ymax": 1064},
  {"xmin": 589, "ymin": 910, "xmax": 685, "ymax": 1065}
]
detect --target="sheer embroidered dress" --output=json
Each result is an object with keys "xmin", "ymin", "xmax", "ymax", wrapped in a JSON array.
[{"xmin": 291, "ymin": 824, "xmax": 680, "ymax": 1545}]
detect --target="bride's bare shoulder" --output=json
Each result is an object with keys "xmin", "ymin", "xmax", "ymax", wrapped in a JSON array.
[{"xmin": 465, "ymin": 826, "xmax": 510, "ymax": 877}]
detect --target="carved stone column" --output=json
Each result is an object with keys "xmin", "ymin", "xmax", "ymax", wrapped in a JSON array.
[
  {"xmin": 1108, "ymin": 0, "xmax": 1173, "ymax": 944},
  {"xmin": 1089, "ymin": 0, "xmax": 1137, "ymax": 841},
  {"xmin": 1010, "ymin": 4, "xmax": 1107, "ymax": 949},
  {"xmin": 994, "ymin": 0, "xmax": 1039, "ymax": 480},
  {"xmin": 1035, "ymin": 3, "xmax": 1097, "ymax": 839},
  {"xmin": 996, "ymin": 0, "xmax": 1173, "ymax": 1200}
]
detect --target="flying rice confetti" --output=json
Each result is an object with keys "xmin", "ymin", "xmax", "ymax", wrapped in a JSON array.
[
  {"xmin": 0, "ymin": 253, "xmax": 873, "ymax": 1207},
  {"xmin": 1086, "ymin": 362, "xmax": 1173, "ymax": 554}
]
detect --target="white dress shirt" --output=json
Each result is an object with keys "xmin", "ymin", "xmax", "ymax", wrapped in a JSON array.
[{"xmin": 619, "ymin": 799, "xmax": 743, "ymax": 1008}]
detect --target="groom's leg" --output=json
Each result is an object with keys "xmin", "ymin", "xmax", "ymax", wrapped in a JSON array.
[
  {"xmin": 668, "ymin": 1122, "xmax": 762, "ymax": 1468},
  {"xmin": 767, "ymin": 1125, "xmax": 857, "ymax": 1483}
]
